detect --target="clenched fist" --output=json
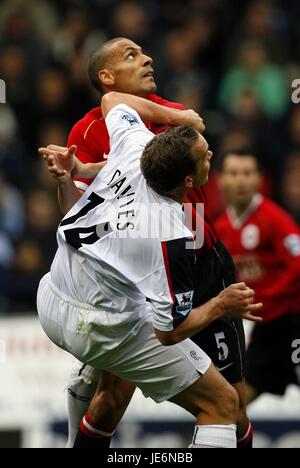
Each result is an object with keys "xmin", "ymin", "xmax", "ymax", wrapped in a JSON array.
[{"xmin": 216, "ymin": 283, "xmax": 263, "ymax": 323}]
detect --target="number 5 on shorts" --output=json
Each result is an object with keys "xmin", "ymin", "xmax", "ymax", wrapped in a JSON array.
[{"xmin": 215, "ymin": 332, "xmax": 229, "ymax": 361}]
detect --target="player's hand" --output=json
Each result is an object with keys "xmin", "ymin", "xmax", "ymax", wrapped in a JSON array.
[
  {"xmin": 181, "ymin": 110, "xmax": 206, "ymax": 133},
  {"xmin": 241, "ymin": 309, "xmax": 264, "ymax": 323},
  {"xmin": 216, "ymin": 283, "xmax": 263, "ymax": 323},
  {"xmin": 38, "ymin": 144, "xmax": 78, "ymax": 181}
]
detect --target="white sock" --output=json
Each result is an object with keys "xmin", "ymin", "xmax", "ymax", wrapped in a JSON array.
[
  {"xmin": 66, "ymin": 361, "xmax": 100, "ymax": 448},
  {"xmin": 66, "ymin": 379, "xmax": 96, "ymax": 448},
  {"xmin": 190, "ymin": 424, "xmax": 237, "ymax": 448}
]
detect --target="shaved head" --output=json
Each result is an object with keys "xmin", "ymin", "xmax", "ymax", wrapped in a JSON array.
[
  {"xmin": 88, "ymin": 37, "xmax": 135, "ymax": 93},
  {"xmin": 87, "ymin": 37, "xmax": 156, "ymax": 97}
]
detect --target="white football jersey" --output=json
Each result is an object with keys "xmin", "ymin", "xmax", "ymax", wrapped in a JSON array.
[{"xmin": 51, "ymin": 104, "xmax": 195, "ymax": 336}]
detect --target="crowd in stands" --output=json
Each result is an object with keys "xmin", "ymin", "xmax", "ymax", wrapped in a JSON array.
[{"xmin": 1, "ymin": 0, "xmax": 300, "ymax": 312}]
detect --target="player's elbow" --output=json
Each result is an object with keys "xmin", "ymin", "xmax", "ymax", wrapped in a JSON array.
[
  {"xmin": 154, "ymin": 329, "xmax": 180, "ymax": 346},
  {"xmin": 102, "ymin": 92, "xmax": 122, "ymax": 117}
]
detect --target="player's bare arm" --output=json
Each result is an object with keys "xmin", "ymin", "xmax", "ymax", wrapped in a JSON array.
[
  {"xmin": 38, "ymin": 145, "xmax": 107, "ymax": 180},
  {"xmin": 101, "ymin": 91, "xmax": 206, "ymax": 133},
  {"xmin": 38, "ymin": 144, "xmax": 107, "ymax": 214},
  {"xmin": 38, "ymin": 144, "xmax": 83, "ymax": 213},
  {"xmin": 155, "ymin": 283, "xmax": 263, "ymax": 346}
]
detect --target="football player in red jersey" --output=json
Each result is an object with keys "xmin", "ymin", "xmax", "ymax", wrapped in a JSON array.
[
  {"xmin": 40, "ymin": 38, "xmax": 254, "ymax": 449},
  {"xmin": 216, "ymin": 148, "xmax": 300, "ymax": 405}
]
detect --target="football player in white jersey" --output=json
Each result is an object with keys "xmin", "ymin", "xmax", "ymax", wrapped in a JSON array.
[
  {"xmin": 37, "ymin": 91, "xmax": 262, "ymax": 448},
  {"xmin": 39, "ymin": 39, "xmax": 253, "ymax": 450}
]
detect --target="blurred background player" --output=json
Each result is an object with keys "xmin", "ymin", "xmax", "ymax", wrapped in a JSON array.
[
  {"xmin": 216, "ymin": 149, "xmax": 300, "ymax": 405},
  {"xmin": 40, "ymin": 37, "xmax": 253, "ymax": 449}
]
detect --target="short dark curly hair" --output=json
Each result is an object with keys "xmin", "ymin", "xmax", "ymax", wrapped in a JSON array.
[{"xmin": 140, "ymin": 126, "xmax": 199, "ymax": 195}]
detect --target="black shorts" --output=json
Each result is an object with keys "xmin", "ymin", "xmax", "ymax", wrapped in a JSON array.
[
  {"xmin": 191, "ymin": 242, "xmax": 247, "ymax": 385},
  {"xmin": 247, "ymin": 314, "xmax": 300, "ymax": 396}
]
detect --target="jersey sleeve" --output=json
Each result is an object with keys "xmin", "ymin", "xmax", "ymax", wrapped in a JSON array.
[
  {"xmin": 137, "ymin": 238, "xmax": 196, "ymax": 332},
  {"xmin": 272, "ymin": 208, "xmax": 300, "ymax": 258},
  {"xmin": 68, "ymin": 123, "xmax": 99, "ymax": 191},
  {"xmin": 105, "ymin": 104, "xmax": 154, "ymax": 161},
  {"xmin": 263, "ymin": 206, "xmax": 300, "ymax": 300}
]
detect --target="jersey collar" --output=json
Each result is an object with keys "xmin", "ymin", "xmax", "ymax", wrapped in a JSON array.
[{"xmin": 227, "ymin": 193, "xmax": 263, "ymax": 229}]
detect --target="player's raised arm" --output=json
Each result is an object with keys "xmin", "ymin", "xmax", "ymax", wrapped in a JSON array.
[
  {"xmin": 101, "ymin": 91, "xmax": 205, "ymax": 133},
  {"xmin": 38, "ymin": 145, "xmax": 107, "ymax": 214},
  {"xmin": 38, "ymin": 145, "xmax": 106, "ymax": 180}
]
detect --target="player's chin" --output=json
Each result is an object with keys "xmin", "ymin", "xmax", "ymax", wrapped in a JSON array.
[
  {"xmin": 236, "ymin": 192, "xmax": 252, "ymax": 205},
  {"xmin": 143, "ymin": 81, "xmax": 157, "ymax": 93}
]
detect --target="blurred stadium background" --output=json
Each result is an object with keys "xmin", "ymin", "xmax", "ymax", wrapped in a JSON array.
[{"xmin": 0, "ymin": 0, "xmax": 300, "ymax": 448}]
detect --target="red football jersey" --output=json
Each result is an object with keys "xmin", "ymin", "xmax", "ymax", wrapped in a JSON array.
[
  {"xmin": 216, "ymin": 195, "xmax": 300, "ymax": 322},
  {"xmin": 68, "ymin": 94, "xmax": 218, "ymax": 252}
]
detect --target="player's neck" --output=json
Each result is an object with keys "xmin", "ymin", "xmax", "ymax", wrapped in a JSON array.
[{"xmin": 169, "ymin": 187, "xmax": 189, "ymax": 205}]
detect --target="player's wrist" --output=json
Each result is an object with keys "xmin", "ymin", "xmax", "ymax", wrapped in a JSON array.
[
  {"xmin": 71, "ymin": 159, "xmax": 87, "ymax": 178},
  {"xmin": 168, "ymin": 110, "xmax": 187, "ymax": 127},
  {"xmin": 57, "ymin": 174, "xmax": 73, "ymax": 185},
  {"xmin": 210, "ymin": 296, "xmax": 225, "ymax": 319}
]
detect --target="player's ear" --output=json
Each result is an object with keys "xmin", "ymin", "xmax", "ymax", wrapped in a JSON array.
[
  {"xmin": 98, "ymin": 69, "xmax": 115, "ymax": 89},
  {"xmin": 184, "ymin": 175, "xmax": 194, "ymax": 189}
]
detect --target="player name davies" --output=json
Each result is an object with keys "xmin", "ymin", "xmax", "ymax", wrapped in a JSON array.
[
  {"xmin": 107, "ymin": 452, "xmax": 193, "ymax": 465},
  {"xmin": 108, "ymin": 168, "xmax": 136, "ymax": 231}
]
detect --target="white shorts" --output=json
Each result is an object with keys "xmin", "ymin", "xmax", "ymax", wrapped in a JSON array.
[{"xmin": 37, "ymin": 273, "xmax": 211, "ymax": 403}]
